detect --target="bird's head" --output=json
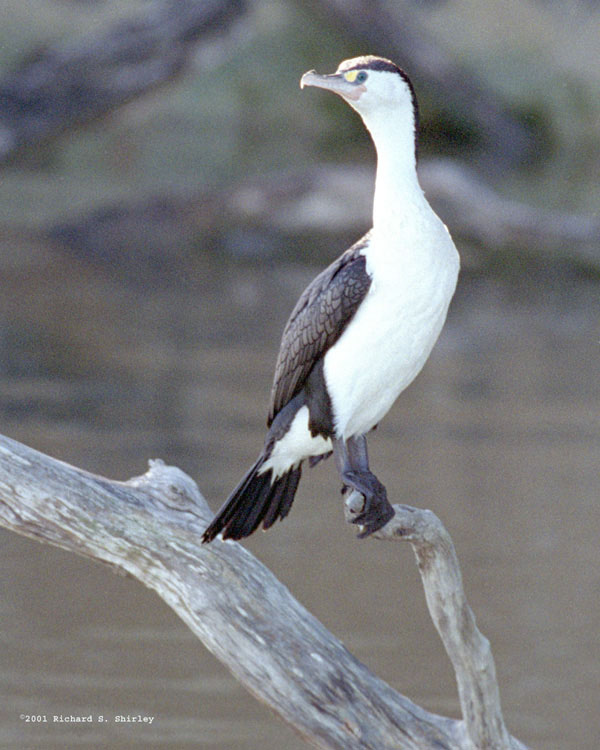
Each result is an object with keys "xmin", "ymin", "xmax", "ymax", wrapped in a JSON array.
[{"xmin": 300, "ymin": 55, "xmax": 418, "ymax": 129}]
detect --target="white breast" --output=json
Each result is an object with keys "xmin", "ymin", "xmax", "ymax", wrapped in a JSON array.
[{"xmin": 324, "ymin": 204, "xmax": 459, "ymax": 440}]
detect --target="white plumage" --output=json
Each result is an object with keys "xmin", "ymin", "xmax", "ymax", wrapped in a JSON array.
[
  {"xmin": 263, "ymin": 59, "xmax": 459, "ymax": 476},
  {"xmin": 203, "ymin": 55, "xmax": 460, "ymax": 543}
]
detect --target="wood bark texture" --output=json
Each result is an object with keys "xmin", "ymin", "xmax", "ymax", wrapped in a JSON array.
[{"xmin": 0, "ymin": 433, "xmax": 528, "ymax": 749}]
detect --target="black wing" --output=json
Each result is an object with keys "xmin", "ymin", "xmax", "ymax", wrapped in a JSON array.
[{"xmin": 268, "ymin": 232, "xmax": 372, "ymax": 426}]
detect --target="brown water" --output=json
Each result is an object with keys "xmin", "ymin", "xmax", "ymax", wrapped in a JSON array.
[{"xmin": 0, "ymin": 237, "xmax": 598, "ymax": 749}]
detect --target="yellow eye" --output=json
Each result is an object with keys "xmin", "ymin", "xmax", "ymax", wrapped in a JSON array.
[{"xmin": 343, "ymin": 70, "xmax": 368, "ymax": 84}]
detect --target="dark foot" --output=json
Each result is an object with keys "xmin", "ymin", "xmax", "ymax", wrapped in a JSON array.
[{"xmin": 341, "ymin": 469, "xmax": 395, "ymax": 538}]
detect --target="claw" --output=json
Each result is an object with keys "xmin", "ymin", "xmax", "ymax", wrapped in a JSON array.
[
  {"xmin": 352, "ymin": 494, "xmax": 395, "ymax": 537},
  {"xmin": 341, "ymin": 472, "xmax": 394, "ymax": 537}
]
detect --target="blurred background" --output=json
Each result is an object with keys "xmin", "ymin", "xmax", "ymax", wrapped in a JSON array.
[{"xmin": 0, "ymin": 0, "xmax": 598, "ymax": 748}]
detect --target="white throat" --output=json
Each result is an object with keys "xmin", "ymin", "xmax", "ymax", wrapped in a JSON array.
[{"xmin": 360, "ymin": 107, "xmax": 423, "ymax": 229}]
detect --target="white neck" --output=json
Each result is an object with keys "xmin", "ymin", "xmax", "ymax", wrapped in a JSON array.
[{"xmin": 361, "ymin": 110, "xmax": 423, "ymax": 229}]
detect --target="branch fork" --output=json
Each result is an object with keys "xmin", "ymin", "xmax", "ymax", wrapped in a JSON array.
[{"xmin": 0, "ymin": 434, "xmax": 527, "ymax": 749}]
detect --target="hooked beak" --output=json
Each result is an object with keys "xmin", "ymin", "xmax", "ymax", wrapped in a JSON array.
[{"xmin": 300, "ymin": 70, "xmax": 364, "ymax": 101}]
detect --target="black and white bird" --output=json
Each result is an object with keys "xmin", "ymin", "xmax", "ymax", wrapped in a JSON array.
[{"xmin": 202, "ymin": 55, "xmax": 459, "ymax": 543}]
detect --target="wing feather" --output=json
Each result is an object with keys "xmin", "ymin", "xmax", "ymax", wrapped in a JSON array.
[{"xmin": 267, "ymin": 232, "xmax": 372, "ymax": 425}]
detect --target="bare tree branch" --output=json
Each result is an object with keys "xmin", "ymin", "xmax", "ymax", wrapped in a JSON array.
[
  {"xmin": 0, "ymin": 433, "xmax": 527, "ymax": 749},
  {"xmin": 346, "ymin": 492, "xmax": 523, "ymax": 749},
  {"xmin": 0, "ymin": 0, "xmax": 248, "ymax": 163}
]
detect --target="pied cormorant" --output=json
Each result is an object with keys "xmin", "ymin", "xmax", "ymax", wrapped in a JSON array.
[{"xmin": 203, "ymin": 55, "xmax": 459, "ymax": 542}]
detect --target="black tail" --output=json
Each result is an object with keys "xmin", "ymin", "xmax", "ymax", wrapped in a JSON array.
[{"xmin": 202, "ymin": 458, "xmax": 302, "ymax": 543}]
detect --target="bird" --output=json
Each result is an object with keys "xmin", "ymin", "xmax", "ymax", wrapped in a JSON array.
[{"xmin": 202, "ymin": 55, "xmax": 459, "ymax": 543}]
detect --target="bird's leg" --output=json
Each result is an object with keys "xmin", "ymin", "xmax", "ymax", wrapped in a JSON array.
[{"xmin": 333, "ymin": 436, "xmax": 394, "ymax": 538}]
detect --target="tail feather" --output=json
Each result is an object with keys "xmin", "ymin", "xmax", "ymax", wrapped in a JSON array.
[
  {"xmin": 262, "ymin": 468, "xmax": 297, "ymax": 529},
  {"xmin": 207, "ymin": 465, "xmax": 257, "ymax": 532},
  {"xmin": 226, "ymin": 469, "xmax": 272, "ymax": 539},
  {"xmin": 264, "ymin": 467, "xmax": 301, "ymax": 528},
  {"xmin": 280, "ymin": 467, "xmax": 302, "ymax": 518},
  {"xmin": 202, "ymin": 458, "xmax": 303, "ymax": 543}
]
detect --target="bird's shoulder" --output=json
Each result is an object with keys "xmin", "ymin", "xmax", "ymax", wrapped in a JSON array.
[{"xmin": 267, "ymin": 231, "xmax": 373, "ymax": 425}]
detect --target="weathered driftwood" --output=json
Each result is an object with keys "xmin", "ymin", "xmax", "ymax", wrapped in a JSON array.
[
  {"xmin": 0, "ymin": 0, "xmax": 247, "ymax": 163},
  {"xmin": 0, "ymin": 433, "xmax": 528, "ymax": 749}
]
